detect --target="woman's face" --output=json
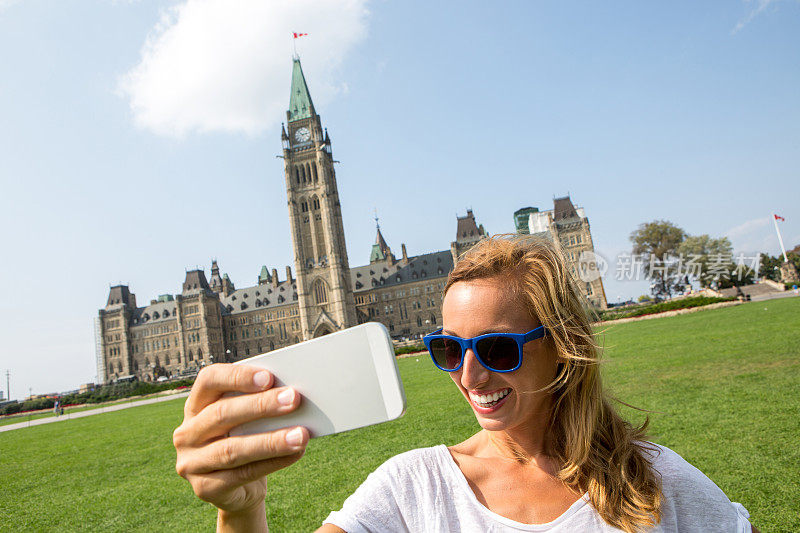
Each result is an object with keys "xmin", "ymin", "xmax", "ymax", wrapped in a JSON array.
[{"xmin": 441, "ymin": 277, "xmax": 559, "ymax": 434}]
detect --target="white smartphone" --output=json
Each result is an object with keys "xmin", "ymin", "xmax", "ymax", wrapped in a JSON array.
[{"xmin": 229, "ymin": 322, "xmax": 406, "ymax": 438}]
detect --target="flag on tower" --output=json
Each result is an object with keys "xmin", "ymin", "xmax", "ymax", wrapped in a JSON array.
[
  {"xmin": 774, "ymin": 214, "xmax": 785, "ymax": 222},
  {"xmin": 293, "ymin": 32, "xmax": 308, "ymax": 39}
]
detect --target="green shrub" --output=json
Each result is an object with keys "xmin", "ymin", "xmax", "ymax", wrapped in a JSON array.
[
  {"xmin": 599, "ymin": 296, "xmax": 735, "ymax": 322},
  {"xmin": 394, "ymin": 344, "xmax": 425, "ymax": 356},
  {"xmin": 0, "ymin": 402, "xmax": 22, "ymax": 415}
]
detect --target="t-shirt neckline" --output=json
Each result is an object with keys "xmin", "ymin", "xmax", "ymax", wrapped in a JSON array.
[{"xmin": 434, "ymin": 444, "xmax": 590, "ymax": 531}]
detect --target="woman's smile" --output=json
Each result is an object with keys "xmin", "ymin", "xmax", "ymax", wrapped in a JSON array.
[{"xmin": 468, "ymin": 387, "xmax": 512, "ymax": 412}]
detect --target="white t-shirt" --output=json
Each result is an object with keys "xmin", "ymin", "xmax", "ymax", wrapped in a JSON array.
[{"xmin": 324, "ymin": 444, "xmax": 752, "ymax": 532}]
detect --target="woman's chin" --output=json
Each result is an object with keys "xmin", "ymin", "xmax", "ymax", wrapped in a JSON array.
[{"xmin": 475, "ymin": 417, "xmax": 509, "ymax": 431}]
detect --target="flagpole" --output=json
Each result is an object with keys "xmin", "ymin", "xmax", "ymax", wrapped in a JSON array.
[
  {"xmin": 773, "ymin": 215, "xmax": 789, "ymax": 262},
  {"xmin": 292, "ymin": 33, "xmax": 297, "ymax": 59}
]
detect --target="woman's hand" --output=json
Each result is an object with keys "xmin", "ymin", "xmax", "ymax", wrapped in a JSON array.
[{"xmin": 173, "ymin": 363, "xmax": 309, "ymax": 524}]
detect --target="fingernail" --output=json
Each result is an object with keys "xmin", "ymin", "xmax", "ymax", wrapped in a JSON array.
[
  {"xmin": 277, "ymin": 388, "xmax": 295, "ymax": 406},
  {"xmin": 253, "ymin": 371, "xmax": 271, "ymax": 389},
  {"xmin": 285, "ymin": 427, "xmax": 304, "ymax": 447}
]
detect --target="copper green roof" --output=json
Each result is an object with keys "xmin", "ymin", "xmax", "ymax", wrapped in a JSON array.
[
  {"xmin": 288, "ymin": 59, "xmax": 314, "ymax": 122},
  {"xmin": 370, "ymin": 243, "xmax": 386, "ymax": 263},
  {"xmin": 259, "ymin": 265, "xmax": 270, "ymax": 282}
]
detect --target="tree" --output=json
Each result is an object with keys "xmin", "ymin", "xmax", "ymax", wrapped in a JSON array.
[
  {"xmin": 757, "ymin": 252, "xmax": 800, "ymax": 283},
  {"xmin": 630, "ymin": 220, "xmax": 687, "ymax": 299},
  {"xmin": 676, "ymin": 235, "xmax": 738, "ymax": 288},
  {"xmin": 759, "ymin": 253, "xmax": 783, "ymax": 281}
]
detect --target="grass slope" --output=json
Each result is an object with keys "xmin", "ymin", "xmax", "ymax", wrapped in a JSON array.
[{"xmin": 0, "ymin": 298, "xmax": 797, "ymax": 532}]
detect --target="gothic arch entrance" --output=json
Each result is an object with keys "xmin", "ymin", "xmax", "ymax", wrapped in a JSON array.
[{"xmin": 313, "ymin": 324, "xmax": 333, "ymax": 338}]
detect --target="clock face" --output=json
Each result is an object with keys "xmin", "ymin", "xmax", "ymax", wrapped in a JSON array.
[{"xmin": 294, "ymin": 127, "xmax": 311, "ymax": 143}]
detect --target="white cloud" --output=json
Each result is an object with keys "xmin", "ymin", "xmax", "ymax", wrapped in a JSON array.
[
  {"xmin": 118, "ymin": 0, "xmax": 369, "ymax": 137},
  {"xmin": 726, "ymin": 216, "xmax": 770, "ymax": 238},
  {"xmin": 0, "ymin": 0, "xmax": 21, "ymax": 12},
  {"xmin": 731, "ymin": 0, "xmax": 784, "ymax": 34},
  {"xmin": 724, "ymin": 216, "xmax": 780, "ymax": 254}
]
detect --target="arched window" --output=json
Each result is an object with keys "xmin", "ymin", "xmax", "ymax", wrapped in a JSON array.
[
  {"xmin": 117, "ymin": 361, "xmax": 122, "ymax": 372},
  {"xmin": 295, "ymin": 167, "xmax": 300, "ymax": 185},
  {"xmin": 430, "ymin": 314, "xmax": 437, "ymax": 325},
  {"xmin": 312, "ymin": 164, "xmax": 318, "ymax": 182},
  {"xmin": 300, "ymin": 166, "xmax": 306, "ymax": 183},
  {"xmin": 165, "ymin": 355, "xmax": 170, "ymax": 366},
  {"xmin": 155, "ymin": 356, "xmax": 160, "ymax": 367},
  {"xmin": 314, "ymin": 279, "xmax": 328, "ymax": 304},
  {"xmin": 417, "ymin": 316, "xmax": 422, "ymax": 327},
  {"xmin": 109, "ymin": 363, "xmax": 113, "ymax": 376},
  {"xmin": 197, "ymin": 348, "xmax": 203, "ymax": 359},
  {"xmin": 187, "ymin": 350, "xmax": 193, "ymax": 362}
]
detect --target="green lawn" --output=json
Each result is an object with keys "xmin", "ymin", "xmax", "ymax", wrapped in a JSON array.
[{"xmin": 0, "ymin": 298, "xmax": 797, "ymax": 532}]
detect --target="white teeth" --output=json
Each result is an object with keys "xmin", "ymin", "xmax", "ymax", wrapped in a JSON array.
[{"xmin": 470, "ymin": 388, "xmax": 510, "ymax": 407}]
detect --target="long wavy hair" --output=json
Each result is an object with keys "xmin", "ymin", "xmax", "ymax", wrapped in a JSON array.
[{"xmin": 444, "ymin": 235, "xmax": 662, "ymax": 532}]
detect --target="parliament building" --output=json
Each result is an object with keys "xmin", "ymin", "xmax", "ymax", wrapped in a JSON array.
[{"xmin": 96, "ymin": 59, "xmax": 606, "ymax": 384}]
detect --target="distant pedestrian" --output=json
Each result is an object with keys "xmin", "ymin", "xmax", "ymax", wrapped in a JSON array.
[{"xmin": 53, "ymin": 399, "xmax": 60, "ymax": 416}]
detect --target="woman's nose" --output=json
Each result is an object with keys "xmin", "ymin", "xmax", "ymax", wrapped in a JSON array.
[{"xmin": 460, "ymin": 348, "xmax": 490, "ymax": 389}]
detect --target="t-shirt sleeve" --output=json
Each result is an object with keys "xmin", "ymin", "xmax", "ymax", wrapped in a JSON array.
[
  {"xmin": 649, "ymin": 445, "xmax": 753, "ymax": 533},
  {"xmin": 322, "ymin": 456, "xmax": 414, "ymax": 533}
]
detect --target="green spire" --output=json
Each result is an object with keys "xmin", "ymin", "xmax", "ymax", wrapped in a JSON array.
[
  {"xmin": 288, "ymin": 58, "xmax": 314, "ymax": 122},
  {"xmin": 259, "ymin": 265, "xmax": 270, "ymax": 283}
]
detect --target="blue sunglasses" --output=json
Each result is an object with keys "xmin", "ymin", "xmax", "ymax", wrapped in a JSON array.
[{"xmin": 423, "ymin": 326, "xmax": 546, "ymax": 373}]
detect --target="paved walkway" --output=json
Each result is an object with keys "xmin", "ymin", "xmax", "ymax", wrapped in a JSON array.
[{"xmin": 0, "ymin": 391, "xmax": 190, "ymax": 433}]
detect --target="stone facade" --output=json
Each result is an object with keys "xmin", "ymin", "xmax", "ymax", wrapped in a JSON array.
[
  {"xmin": 514, "ymin": 197, "xmax": 608, "ymax": 310},
  {"xmin": 96, "ymin": 60, "xmax": 605, "ymax": 383}
]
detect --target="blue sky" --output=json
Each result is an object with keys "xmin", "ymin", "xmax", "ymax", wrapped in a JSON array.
[{"xmin": 1, "ymin": 0, "xmax": 798, "ymax": 398}]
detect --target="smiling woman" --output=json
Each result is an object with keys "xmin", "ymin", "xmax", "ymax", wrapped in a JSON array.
[{"xmin": 173, "ymin": 235, "xmax": 757, "ymax": 533}]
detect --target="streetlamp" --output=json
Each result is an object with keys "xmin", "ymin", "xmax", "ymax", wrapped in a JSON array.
[{"xmin": 225, "ymin": 349, "xmax": 231, "ymax": 363}]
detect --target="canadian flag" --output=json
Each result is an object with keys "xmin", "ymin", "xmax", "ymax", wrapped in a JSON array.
[
  {"xmin": 774, "ymin": 214, "xmax": 785, "ymax": 222},
  {"xmin": 293, "ymin": 32, "xmax": 308, "ymax": 39}
]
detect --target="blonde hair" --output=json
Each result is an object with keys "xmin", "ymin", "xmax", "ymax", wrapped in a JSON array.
[{"xmin": 445, "ymin": 235, "xmax": 662, "ymax": 532}]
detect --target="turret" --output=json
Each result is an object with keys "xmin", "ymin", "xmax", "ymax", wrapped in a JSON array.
[
  {"xmin": 258, "ymin": 265, "xmax": 271, "ymax": 285},
  {"xmin": 209, "ymin": 259, "xmax": 224, "ymax": 293},
  {"xmin": 106, "ymin": 285, "xmax": 136, "ymax": 310}
]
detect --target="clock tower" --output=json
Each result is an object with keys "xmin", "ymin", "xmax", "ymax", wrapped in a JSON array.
[{"xmin": 282, "ymin": 58, "xmax": 356, "ymax": 339}]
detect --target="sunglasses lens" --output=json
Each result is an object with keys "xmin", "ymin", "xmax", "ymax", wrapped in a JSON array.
[
  {"xmin": 429, "ymin": 338, "xmax": 463, "ymax": 370},
  {"xmin": 476, "ymin": 336, "xmax": 520, "ymax": 371}
]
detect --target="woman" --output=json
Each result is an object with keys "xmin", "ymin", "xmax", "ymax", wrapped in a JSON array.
[{"xmin": 174, "ymin": 236, "xmax": 757, "ymax": 532}]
